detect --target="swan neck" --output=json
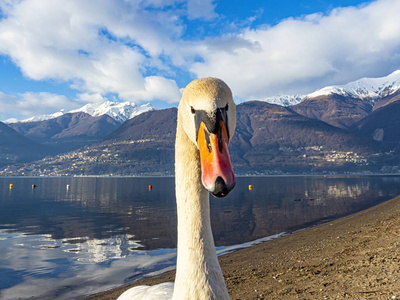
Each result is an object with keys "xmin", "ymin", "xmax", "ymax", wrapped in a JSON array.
[{"xmin": 173, "ymin": 119, "xmax": 229, "ymax": 300}]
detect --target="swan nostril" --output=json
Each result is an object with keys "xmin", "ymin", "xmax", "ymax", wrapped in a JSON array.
[
  {"xmin": 211, "ymin": 176, "xmax": 230, "ymax": 198},
  {"xmin": 204, "ymin": 127, "xmax": 212, "ymax": 153}
]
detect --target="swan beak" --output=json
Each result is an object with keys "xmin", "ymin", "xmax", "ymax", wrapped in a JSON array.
[{"xmin": 198, "ymin": 120, "xmax": 235, "ymax": 198}]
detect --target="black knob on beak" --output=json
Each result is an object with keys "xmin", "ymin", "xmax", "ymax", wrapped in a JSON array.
[{"xmin": 211, "ymin": 176, "xmax": 234, "ymax": 198}]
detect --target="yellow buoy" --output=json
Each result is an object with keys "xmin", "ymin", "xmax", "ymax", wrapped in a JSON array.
[
  {"xmin": 248, "ymin": 185, "xmax": 253, "ymax": 190},
  {"xmin": 9, "ymin": 184, "xmax": 13, "ymax": 189}
]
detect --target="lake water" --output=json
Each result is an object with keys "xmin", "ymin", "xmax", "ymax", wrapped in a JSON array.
[{"xmin": 1, "ymin": 176, "xmax": 400, "ymax": 299}]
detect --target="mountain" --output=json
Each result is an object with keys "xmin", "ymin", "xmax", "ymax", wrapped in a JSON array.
[
  {"xmin": 306, "ymin": 70, "xmax": 400, "ymax": 100},
  {"xmin": 9, "ymin": 112, "xmax": 120, "ymax": 151},
  {"xmin": 3, "ymin": 71, "xmax": 400, "ymax": 176},
  {"xmin": 7, "ymin": 101, "xmax": 156, "ymax": 154},
  {"xmin": 261, "ymin": 94, "xmax": 304, "ymax": 106},
  {"xmin": 16, "ymin": 110, "xmax": 66, "ymax": 123},
  {"xmin": 0, "ymin": 122, "xmax": 53, "ymax": 167},
  {"xmin": 259, "ymin": 70, "xmax": 400, "ymax": 108},
  {"xmin": 2, "ymin": 102, "xmax": 381, "ymax": 176},
  {"xmin": 99, "ymin": 108, "xmax": 178, "ymax": 175},
  {"xmin": 371, "ymin": 89, "xmax": 400, "ymax": 112},
  {"xmin": 8, "ymin": 71, "xmax": 400, "ymax": 125},
  {"xmin": 7, "ymin": 70, "xmax": 400, "ymax": 124},
  {"xmin": 230, "ymin": 101, "xmax": 375, "ymax": 174},
  {"xmin": 3, "ymin": 109, "xmax": 178, "ymax": 176},
  {"xmin": 352, "ymin": 100, "xmax": 400, "ymax": 150},
  {"xmin": 291, "ymin": 94, "xmax": 374, "ymax": 129},
  {"xmin": 290, "ymin": 71, "xmax": 400, "ymax": 129},
  {"xmin": 106, "ymin": 108, "xmax": 177, "ymax": 142},
  {"xmin": 68, "ymin": 101, "xmax": 157, "ymax": 123},
  {"xmin": 13, "ymin": 101, "xmax": 156, "ymax": 124}
]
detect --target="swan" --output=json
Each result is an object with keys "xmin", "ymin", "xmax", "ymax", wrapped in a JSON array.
[{"xmin": 117, "ymin": 77, "xmax": 236, "ymax": 300}]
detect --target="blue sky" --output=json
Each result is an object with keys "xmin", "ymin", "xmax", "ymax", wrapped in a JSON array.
[{"xmin": 1, "ymin": 0, "xmax": 400, "ymax": 121}]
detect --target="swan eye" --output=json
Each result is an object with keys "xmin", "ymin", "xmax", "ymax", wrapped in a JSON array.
[{"xmin": 190, "ymin": 106, "xmax": 196, "ymax": 114}]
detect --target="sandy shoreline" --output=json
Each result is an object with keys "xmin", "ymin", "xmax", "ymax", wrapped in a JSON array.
[{"xmin": 83, "ymin": 195, "xmax": 400, "ymax": 300}]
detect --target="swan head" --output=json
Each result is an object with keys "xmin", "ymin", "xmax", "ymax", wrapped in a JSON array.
[{"xmin": 179, "ymin": 77, "xmax": 236, "ymax": 198}]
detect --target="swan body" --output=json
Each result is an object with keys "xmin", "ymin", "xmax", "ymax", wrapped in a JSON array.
[
  {"xmin": 118, "ymin": 283, "xmax": 174, "ymax": 300},
  {"xmin": 118, "ymin": 78, "xmax": 236, "ymax": 300}
]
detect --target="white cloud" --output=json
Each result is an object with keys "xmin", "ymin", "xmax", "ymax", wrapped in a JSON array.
[
  {"xmin": 191, "ymin": 0, "xmax": 400, "ymax": 99},
  {"xmin": 1, "ymin": 0, "xmax": 400, "ymax": 121},
  {"xmin": 142, "ymin": 76, "xmax": 182, "ymax": 103},
  {"xmin": 187, "ymin": 0, "xmax": 217, "ymax": 20},
  {"xmin": 77, "ymin": 93, "xmax": 108, "ymax": 104},
  {"xmin": 0, "ymin": 0, "xmax": 187, "ymax": 107},
  {"xmin": 0, "ymin": 91, "xmax": 82, "ymax": 120}
]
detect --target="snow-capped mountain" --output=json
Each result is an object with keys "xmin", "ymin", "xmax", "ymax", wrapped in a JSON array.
[
  {"xmin": 260, "ymin": 70, "xmax": 400, "ymax": 106},
  {"xmin": 262, "ymin": 94, "xmax": 305, "ymax": 106},
  {"xmin": 17, "ymin": 110, "xmax": 66, "ymax": 123},
  {"xmin": 68, "ymin": 101, "xmax": 157, "ymax": 123},
  {"xmin": 14, "ymin": 101, "xmax": 157, "ymax": 124},
  {"xmin": 306, "ymin": 70, "xmax": 400, "ymax": 100},
  {"xmin": 9, "ymin": 70, "xmax": 400, "ymax": 124}
]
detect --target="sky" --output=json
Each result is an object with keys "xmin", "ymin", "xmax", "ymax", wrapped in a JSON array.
[{"xmin": 1, "ymin": 0, "xmax": 400, "ymax": 121}]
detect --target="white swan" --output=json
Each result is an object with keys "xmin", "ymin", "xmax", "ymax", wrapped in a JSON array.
[{"xmin": 117, "ymin": 77, "xmax": 236, "ymax": 300}]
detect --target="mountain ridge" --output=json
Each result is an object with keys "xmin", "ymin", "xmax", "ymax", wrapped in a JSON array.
[
  {"xmin": 0, "ymin": 121, "xmax": 55, "ymax": 167},
  {"xmin": 2, "ymin": 70, "xmax": 400, "ymax": 175},
  {"xmin": 8, "ymin": 112, "xmax": 120, "ymax": 152},
  {"xmin": 2, "ymin": 101, "xmax": 388, "ymax": 176},
  {"xmin": 8, "ymin": 101, "xmax": 156, "ymax": 124},
  {"xmin": 263, "ymin": 70, "xmax": 400, "ymax": 106},
  {"xmin": 306, "ymin": 70, "xmax": 400, "ymax": 100},
  {"xmin": 5, "ymin": 70, "xmax": 400, "ymax": 124}
]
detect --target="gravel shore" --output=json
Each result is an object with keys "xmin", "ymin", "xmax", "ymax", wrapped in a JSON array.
[{"xmin": 84, "ymin": 195, "xmax": 400, "ymax": 300}]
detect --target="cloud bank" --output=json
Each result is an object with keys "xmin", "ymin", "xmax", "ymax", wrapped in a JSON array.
[
  {"xmin": 0, "ymin": 0, "xmax": 187, "ymax": 106},
  {"xmin": 0, "ymin": 91, "xmax": 78, "ymax": 121},
  {"xmin": 191, "ymin": 0, "xmax": 400, "ymax": 99},
  {"xmin": 1, "ymin": 0, "xmax": 400, "ymax": 119}
]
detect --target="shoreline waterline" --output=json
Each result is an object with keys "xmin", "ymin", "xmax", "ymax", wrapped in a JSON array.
[{"xmin": 83, "ymin": 195, "xmax": 400, "ymax": 299}]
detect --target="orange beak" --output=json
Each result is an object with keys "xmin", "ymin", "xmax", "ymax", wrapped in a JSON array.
[{"xmin": 197, "ymin": 120, "xmax": 235, "ymax": 197}]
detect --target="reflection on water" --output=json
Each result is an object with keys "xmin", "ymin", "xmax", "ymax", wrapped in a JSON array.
[{"xmin": 1, "ymin": 176, "xmax": 400, "ymax": 299}]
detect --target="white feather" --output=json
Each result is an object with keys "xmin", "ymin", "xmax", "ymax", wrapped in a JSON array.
[{"xmin": 117, "ymin": 283, "xmax": 174, "ymax": 300}]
